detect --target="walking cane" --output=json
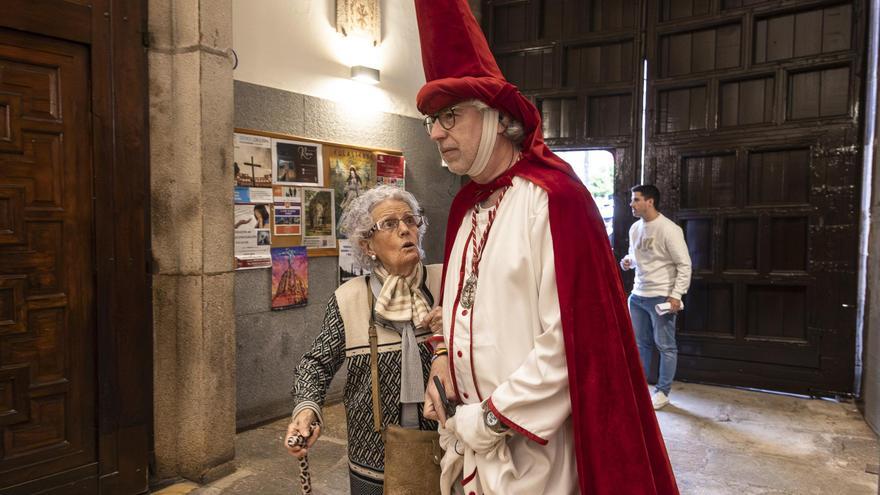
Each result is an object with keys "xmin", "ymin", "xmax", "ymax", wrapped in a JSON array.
[{"xmin": 287, "ymin": 422, "xmax": 320, "ymax": 494}]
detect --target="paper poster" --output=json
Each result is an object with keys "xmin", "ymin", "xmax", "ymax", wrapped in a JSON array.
[
  {"xmin": 302, "ymin": 188, "xmax": 336, "ymax": 250},
  {"xmin": 234, "ymin": 133, "xmax": 273, "ymax": 188},
  {"xmin": 338, "ymin": 239, "xmax": 369, "ymax": 285},
  {"xmin": 329, "ymin": 147, "xmax": 376, "ymax": 238},
  {"xmin": 234, "ymin": 204, "xmax": 272, "ymax": 269},
  {"xmin": 273, "ymin": 186, "xmax": 302, "ymax": 236},
  {"xmin": 271, "ymin": 246, "xmax": 308, "ymax": 310},
  {"xmin": 376, "ymin": 153, "xmax": 405, "ymax": 189},
  {"xmin": 273, "ymin": 139, "xmax": 323, "ymax": 186},
  {"xmin": 234, "ymin": 186, "xmax": 273, "ymax": 204}
]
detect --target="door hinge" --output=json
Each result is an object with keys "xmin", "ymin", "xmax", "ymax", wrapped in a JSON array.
[{"xmin": 142, "ymin": 31, "xmax": 151, "ymax": 48}]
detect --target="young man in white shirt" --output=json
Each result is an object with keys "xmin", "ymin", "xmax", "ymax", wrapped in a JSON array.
[{"xmin": 621, "ymin": 185, "xmax": 692, "ymax": 410}]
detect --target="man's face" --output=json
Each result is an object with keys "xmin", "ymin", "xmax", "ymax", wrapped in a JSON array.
[
  {"xmin": 428, "ymin": 104, "xmax": 484, "ymax": 175},
  {"xmin": 630, "ymin": 192, "xmax": 653, "ymax": 218}
]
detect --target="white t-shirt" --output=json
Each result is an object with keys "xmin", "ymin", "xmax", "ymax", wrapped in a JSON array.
[{"xmin": 627, "ymin": 213, "xmax": 692, "ymax": 299}]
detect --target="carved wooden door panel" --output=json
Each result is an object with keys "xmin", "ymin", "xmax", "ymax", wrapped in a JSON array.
[
  {"xmin": 482, "ymin": 0, "xmax": 644, "ymax": 262},
  {"xmin": 645, "ymin": 0, "xmax": 864, "ymax": 394},
  {"xmin": 0, "ymin": 28, "xmax": 97, "ymax": 489}
]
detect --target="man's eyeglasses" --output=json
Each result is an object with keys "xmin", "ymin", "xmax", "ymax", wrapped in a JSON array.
[
  {"xmin": 366, "ymin": 214, "xmax": 424, "ymax": 236},
  {"xmin": 423, "ymin": 107, "xmax": 459, "ymax": 135}
]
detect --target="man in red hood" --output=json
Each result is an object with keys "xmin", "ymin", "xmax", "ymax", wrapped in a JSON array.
[{"xmin": 416, "ymin": 1, "xmax": 679, "ymax": 494}]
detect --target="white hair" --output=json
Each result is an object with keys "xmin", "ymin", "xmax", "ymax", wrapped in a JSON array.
[
  {"xmin": 339, "ymin": 185, "xmax": 428, "ymax": 270},
  {"xmin": 464, "ymin": 99, "xmax": 525, "ymax": 145}
]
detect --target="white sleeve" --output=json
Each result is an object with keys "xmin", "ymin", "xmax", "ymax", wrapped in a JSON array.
[
  {"xmin": 667, "ymin": 224, "xmax": 692, "ymax": 299},
  {"xmin": 628, "ymin": 221, "xmax": 637, "ymax": 259},
  {"xmin": 487, "ymin": 195, "xmax": 570, "ymax": 443}
]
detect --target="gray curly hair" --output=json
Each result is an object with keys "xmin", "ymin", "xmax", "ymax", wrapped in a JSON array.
[
  {"xmin": 339, "ymin": 185, "xmax": 428, "ymax": 270},
  {"xmin": 465, "ymin": 99, "xmax": 525, "ymax": 145}
]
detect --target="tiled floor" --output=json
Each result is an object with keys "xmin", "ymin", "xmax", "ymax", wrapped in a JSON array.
[{"xmin": 183, "ymin": 382, "xmax": 879, "ymax": 494}]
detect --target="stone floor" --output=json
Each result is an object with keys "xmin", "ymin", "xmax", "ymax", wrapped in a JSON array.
[{"xmin": 180, "ymin": 382, "xmax": 879, "ymax": 494}]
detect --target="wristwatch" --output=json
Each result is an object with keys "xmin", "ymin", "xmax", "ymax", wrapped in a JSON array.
[{"xmin": 482, "ymin": 402, "xmax": 509, "ymax": 434}]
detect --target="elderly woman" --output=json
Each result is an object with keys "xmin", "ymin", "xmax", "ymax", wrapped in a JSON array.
[{"xmin": 285, "ymin": 185, "xmax": 446, "ymax": 493}]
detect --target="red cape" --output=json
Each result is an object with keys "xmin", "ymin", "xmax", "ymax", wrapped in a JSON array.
[{"xmin": 438, "ymin": 159, "xmax": 679, "ymax": 494}]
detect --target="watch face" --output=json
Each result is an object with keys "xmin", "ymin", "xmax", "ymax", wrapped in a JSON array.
[{"xmin": 486, "ymin": 411, "xmax": 499, "ymax": 427}]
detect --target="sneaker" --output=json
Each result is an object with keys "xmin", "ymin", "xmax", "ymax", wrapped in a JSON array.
[{"xmin": 652, "ymin": 391, "xmax": 670, "ymax": 410}]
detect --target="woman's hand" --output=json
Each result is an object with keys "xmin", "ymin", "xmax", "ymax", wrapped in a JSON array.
[
  {"xmin": 420, "ymin": 306, "xmax": 443, "ymax": 334},
  {"xmin": 424, "ymin": 354, "xmax": 456, "ymax": 427},
  {"xmin": 285, "ymin": 409, "xmax": 322, "ymax": 459}
]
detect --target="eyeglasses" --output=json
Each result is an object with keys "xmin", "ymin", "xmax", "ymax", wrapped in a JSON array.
[
  {"xmin": 423, "ymin": 107, "xmax": 459, "ymax": 135},
  {"xmin": 366, "ymin": 214, "xmax": 424, "ymax": 237}
]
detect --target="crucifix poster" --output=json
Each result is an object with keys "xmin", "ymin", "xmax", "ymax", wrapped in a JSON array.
[
  {"xmin": 234, "ymin": 133, "xmax": 273, "ymax": 188},
  {"xmin": 272, "ymin": 139, "xmax": 323, "ymax": 187}
]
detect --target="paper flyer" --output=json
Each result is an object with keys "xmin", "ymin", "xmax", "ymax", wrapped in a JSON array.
[
  {"xmin": 272, "ymin": 185, "xmax": 302, "ymax": 236},
  {"xmin": 272, "ymin": 139, "xmax": 323, "ymax": 186},
  {"xmin": 329, "ymin": 147, "xmax": 376, "ymax": 239},
  {"xmin": 271, "ymin": 246, "xmax": 308, "ymax": 310},
  {"xmin": 376, "ymin": 153, "xmax": 405, "ymax": 189},
  {"xmin": 234, "ymin": 133, "xmax": 273, "ymax": 188},
  {"xmin": 234, "ymin": 204, "xmax": 271, "ymax": 269},
  {"xmin": 302, "ymin": 188, "xmax": 336, "ymax": 250},
  {"xmin": 338, "ymin": 239, "xmax": 369, "ymax": 285}
]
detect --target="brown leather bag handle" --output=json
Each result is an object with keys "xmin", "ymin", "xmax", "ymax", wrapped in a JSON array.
[{"xmin": 366, "ymin": 276, "xmax": 382, "ymax": 433}]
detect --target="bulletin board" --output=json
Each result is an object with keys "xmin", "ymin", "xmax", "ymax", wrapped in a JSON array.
[{"xmin": 234, "ymin": 127, "xmax": 406, "ymax": 259}]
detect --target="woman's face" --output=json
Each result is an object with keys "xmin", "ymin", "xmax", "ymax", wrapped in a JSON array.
[{"xmin": 362, "ymin": 199, "xmax": 421, "ymax": 276}]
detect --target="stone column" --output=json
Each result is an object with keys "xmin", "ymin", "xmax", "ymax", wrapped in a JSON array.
[{"xmin": 148, "ymin": 0, "xmax": 236, "ymax": 483}]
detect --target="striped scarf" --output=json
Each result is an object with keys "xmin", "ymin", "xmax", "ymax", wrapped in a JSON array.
[{"xmin": 372, "ymin": 263, "xmax": 431, "ymax": 327}]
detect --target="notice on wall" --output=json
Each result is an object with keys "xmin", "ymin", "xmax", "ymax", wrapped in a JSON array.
[
  {"xmin": 273, "ymin": 185, "xmax": 302, "ymax": 236},
  {"xmin": 330, "ymin": 147, "xmax": 376, "ymax": 239},
  {"xmin": 338, "ymin": 239, "xmax": 369, "ymax": 285},
  {"xmin": 273, "ymin": 139, "xmax": 323, "ymax": 186},
  {"xmin": 234, "ymin": 133, "xmax": 273, "ymax": 188},
  {"xmin": 234, "ymin": 204, "xmax": 271, "ymax": 269},
  {"xmin": 271, "ymin": 246, "xmax": 308, "ymax": 310},
  {"xmin": 302, "ymin": 188, "xmax": 336, "ymax": 250},
  {"xmin": 234, "ymin": 186, "xmax": 273, "ymax": 204},
  {"xmin": 376, "ymin": 153, "xmax": 405, "ymax": 189}
]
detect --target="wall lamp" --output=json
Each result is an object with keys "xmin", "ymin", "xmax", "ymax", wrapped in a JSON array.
[{"xmin": 351, "ymin": 65, "xmax": 380, "ymax": 85}]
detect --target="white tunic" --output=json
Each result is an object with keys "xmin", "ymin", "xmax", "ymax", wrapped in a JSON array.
[{"xmin": 442, "ymin": 177, "xmax": 578, "ymax": 494}]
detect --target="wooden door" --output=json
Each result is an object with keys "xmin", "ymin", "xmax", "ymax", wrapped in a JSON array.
[
  {"xmin": 644, "ymin": 0, "xmax": 865, "ymax": 395},
  {"xmin": 0, "ymin": 29, "xmax": 97, "ymax": 491},
  {"xmin": 482, "ymin": 0, "xmax": 644, "ymax": 263},
  {"xmin": 0, "ymin": 0, "xmax": 151, "ymax": 493}
]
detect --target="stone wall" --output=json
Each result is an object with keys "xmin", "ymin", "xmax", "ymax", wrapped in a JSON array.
[{"xmin": 233, "ymin": 81, "xmax": 456, "ymax": 429}]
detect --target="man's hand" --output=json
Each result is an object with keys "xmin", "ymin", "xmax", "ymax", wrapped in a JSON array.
[
  {"xmin": 420, "ymin": 306, "xmax": 443, "ymax": 334},
  {"xmin": 424, "ymin": 354, "xmax": 455, "ymax": 427},
  {"xmin": 666, "ymin": 297, "xmax": 682, "ymax": 313},
  {"xmin": 285, "ymin": 409, "xmax": 321, "ymax": 459},
  {"xmin": 620, "ymin": 255, "xmax": 633, "ymax": 271}
]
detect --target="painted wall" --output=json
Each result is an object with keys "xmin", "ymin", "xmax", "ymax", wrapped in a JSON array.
[
  {"xmin": 233, "ymin": 0, "xmax": 426, "ymax": 118},
  {"xmin": 233, "ymin": 81, "xmax": 456, "ymax": 428}
]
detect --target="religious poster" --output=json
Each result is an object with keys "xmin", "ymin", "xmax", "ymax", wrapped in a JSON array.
[
  {"xmin": 272, "ymin": 185, "xmax": 302, "ymax": 236},
  {"xmin": 234, "ymin": 204, "xmax": 271, "ymax": 269},
  {"xmin": 376, "ymin": 153, "xmax": 405, "ymax": 189},
  {"xmin": 302, "ymin": 188, "xmax": 336, "ymax": 249},
  {"xmin": 234, "ymin": 133, "xmax": 273, "ymax": 188},
  {"xmin": 271, "ymin": 246, "xmax": 309, "ymax": 310},
  {"xmin": 338, "ymin": 239, "xmax": 369, "ymax": 285},
  {"xmin": 272, "ymin": 139, "xmax": 323, "ymax": 186},
  {"xmin": 329, "ymin": 146, "xmax": 375, "ymax": 238}
]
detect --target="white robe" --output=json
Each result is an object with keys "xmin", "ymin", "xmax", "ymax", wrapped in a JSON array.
[{"xmin": 441, "ymin": 177, "xmax": 579, "ymax": 495}]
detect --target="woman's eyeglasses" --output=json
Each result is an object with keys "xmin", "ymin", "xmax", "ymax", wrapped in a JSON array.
[{"xmin": 366, "ymin": 214, "xmax": 424, "ymax": 236}]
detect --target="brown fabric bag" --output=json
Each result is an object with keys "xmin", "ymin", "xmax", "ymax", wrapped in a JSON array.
[{"xmin": 366, "ymin": 277, "xmax": 442, "ymax": 495}]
